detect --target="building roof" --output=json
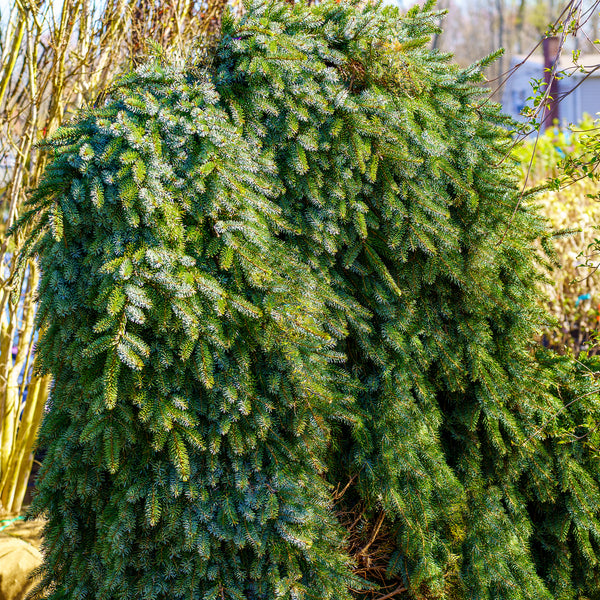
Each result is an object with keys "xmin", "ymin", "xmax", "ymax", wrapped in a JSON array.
[{"xmin": 511, "ymin": 52, "xmax": 600, "ymax": 77}]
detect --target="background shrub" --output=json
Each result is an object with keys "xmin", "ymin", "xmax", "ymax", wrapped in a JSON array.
[{"xmin": 515, "ymin": 117, "xmax": 600, "ymax": 355}]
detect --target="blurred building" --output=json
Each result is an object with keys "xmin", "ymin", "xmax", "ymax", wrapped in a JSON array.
[{"xmin": 501, "ymin": 52, "xmax": 600, "ymax": 127}]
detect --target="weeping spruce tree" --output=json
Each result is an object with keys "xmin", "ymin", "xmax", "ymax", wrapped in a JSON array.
[{"xmin": 18, "ymin": 0, "xmax": 600, "ymax": 598}]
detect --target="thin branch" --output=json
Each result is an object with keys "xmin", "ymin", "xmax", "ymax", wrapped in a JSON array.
[
  {"xmin": 521, "ymin": 388, "xmax": 600, "ymax": 446},
  {"xmin": 374, "ymin": 585, "xmax": 408, "ymax": 600}
]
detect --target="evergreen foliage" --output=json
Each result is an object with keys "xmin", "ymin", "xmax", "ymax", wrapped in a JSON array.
[
  {"xmin": 18, "ymin": 1, "xmax": 600, "ymax": 599},
  {"xmin": 21, "ymin": 58, "xmax": 360, "ymax": 600},
  {"xmin": 529, "ymin": 350, "xmax": 600, "ymax": 600},
  {"xmin": 212, "ymin": 3, "xmax": 600, "ymax": 597}
]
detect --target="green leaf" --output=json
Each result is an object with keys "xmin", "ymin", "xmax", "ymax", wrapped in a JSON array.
[
  {"xmin": 145, "ymin": 487, "xmax": 161, "ymax": 527},
  {"xmin": 119, "ymin": 258, "xmax": 134, "ymax": 280},
  {"xmin": 103, "ymin": 351, "xmax": 120, "ymax": 410},
  {"xmin": 168, "ymin": 431, "xmax": 190, "ymax": 481},
  {"xmin": 107, "ymin": 287, "xmax": 126, "ymax": 315},
  {"xmin": 103, "ymin": 427, "xmax": 121, "ymax": 473},
  {"xmin": 82, "ymin": 335, "xmax": 114, "ymax": 359},
  {"xmin": 133, "ymin": 159, "xmax": 146, "ymax": 184},
  {"xmin": 194, "ymin": 341, "xmax": 214, "ymax": 389},
  {"xmin": 50, "ymin": 203, "xmax": 64, "ymax": 241},
  {"xmin": 117, "ymin": 342, "xmax": 144, "ymax": 370}
]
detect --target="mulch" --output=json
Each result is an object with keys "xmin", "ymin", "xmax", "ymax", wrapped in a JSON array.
[{"xmin": 0, "ymin": 516, "xmax": 44, "ymax": 600}]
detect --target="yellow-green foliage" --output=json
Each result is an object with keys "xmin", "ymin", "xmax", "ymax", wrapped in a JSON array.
[{"xmin": 515, "ymin": 117, "xmax": 600, "ymax": 354}]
